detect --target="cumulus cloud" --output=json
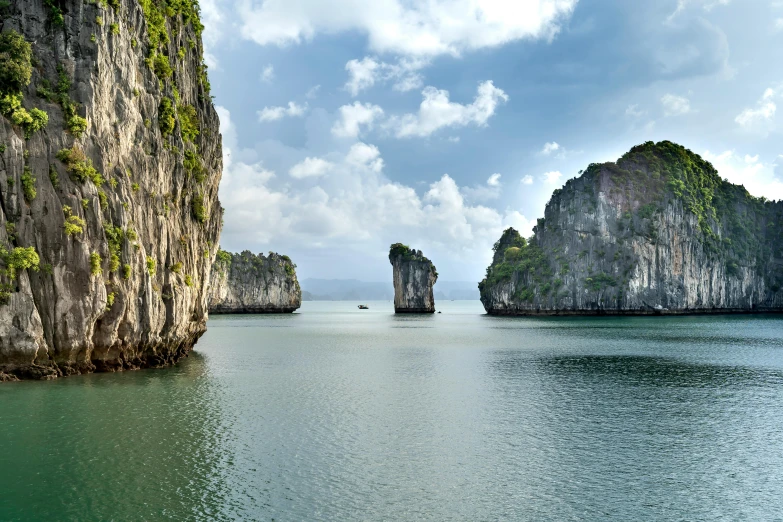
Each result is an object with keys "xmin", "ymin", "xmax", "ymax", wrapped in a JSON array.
[
  {"xmin": 521, "ymin": 175, "xmax": 534, "ymax": 185},
  {"xmin": 344, "ymin": 56, "xmax": 428, "ymax": 96},
  {"xmin": 540, "ymin": 142, "xmax": 560, "ymax": 155},
  {"xmin": 305, "ymin": 85, "xmax": 321, "ymax": 99},
  {"xmin": 260, "ymin": 64, "xmax": 275, "ymax": 83},
  {"xmin": 462, "ymin": 173, "xmax": 503, "ymax": 202},
  {"xmin": 543, "ymin": 171, "xmax": 563, "ymax": 184},
  {"xmin": 661, "ymin": 93, "xmax": 691, "ymax": 116},
  {"xmin": 331, "ymin": 102, "xmax": 385, "ymax": 138},
  {"xmin": 388, "ymin": 81, "xmax": 508, "ymax": 138},
  {"xmin": 258, "ymin": 101, "xmax": 308, "ymax": 122},
  {"xmin": 735, "ymin": 87, "xmax": 777, "ymax": 132},
  {"xmin": 217, "ymin": 105, "xmax": 533, "ymax": 277},
  {"xmin": 289, "ymin": 157, "xmax": 334, "ymax": 179},
  {"xmin": 703, "ymin": 149, "xmax": 783, "ymax": 201},
  {"xmin": 236, "ymin": 0, "xmax": 578, "ymax": 57}
]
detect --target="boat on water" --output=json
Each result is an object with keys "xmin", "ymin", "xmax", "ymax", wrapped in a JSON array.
[{"xmin": 358, "ymin": 305, "xmax": 369, "ymax": 309}]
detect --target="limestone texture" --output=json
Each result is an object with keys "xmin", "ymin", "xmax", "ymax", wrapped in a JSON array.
[
  {"xmin": 389, "ymin": 243, "xmax": 437, "ymax": 313},
  {"xmin": 480, "ymin": 141, "xmax": 783, "ymax": 315},
  {"xmin": 0, "ymin": 0, "xmax": 222, "ymax": 380},
  {"xmin": 208, "ymin": 251, "xmax": 301, "ymax": 314}
]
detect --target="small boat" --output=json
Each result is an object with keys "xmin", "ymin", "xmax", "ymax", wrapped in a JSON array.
[{"xmin": 358, "ymin": 305, "xmax": 369, "ymax": 310}]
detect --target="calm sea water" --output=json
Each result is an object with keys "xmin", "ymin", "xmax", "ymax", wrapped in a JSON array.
[{"xmin": 2, "ymin": 301, "xmax": 783, "ymax": 521}]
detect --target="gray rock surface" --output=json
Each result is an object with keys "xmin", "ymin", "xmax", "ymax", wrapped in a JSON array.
[
  {"xmin": 0, "ymin": 0, "xmax": 222, "ymax": 380},
  {"xmin": 389, "ymin": 243, "xmax": 437, "ymax": 313},
  {"xmin": 208, "ymin": 251, "xmax": 301, "ymax": 314},
  {"xmin": 480, "ymin": 141, "xmax": 783, "ymax": 315}
]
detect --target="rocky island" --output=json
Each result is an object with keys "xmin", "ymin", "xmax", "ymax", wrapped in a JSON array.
[
  {"xmin": 208, "ymin": 250, "xmax": 301, "ymax": 314},
  {"xmin": 389, "ymin": 243, "xmax": 437, "ymax": 313},
  {"xmin": 480, "ymin": 141, "xmax": 783, "ymax": 315},
  {"xmin": 0, "ymin": 0, "xmax": 221, "ymax": 380}
]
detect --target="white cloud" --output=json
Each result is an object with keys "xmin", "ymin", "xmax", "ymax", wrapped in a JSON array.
[
  {"xmin": 447, "ymin": 136, "xmax": 461, "ymax": 143},
  {"xmin": 258, "ymin": 101, "xmax": 308, "ymax": 122},
  {"xmin": 703, "ymin": 150, "xmax": 783, "ymax": 201},
  {"xmin": 661, "ymin": 93, "xmax": 691, "ymax": 116},
  {"xmin": 487, "ymin": 173, "xmax": 502, "ymax": 186},
  {"xmin": 217, "ymin": 105, "xmax": 533, "ymax": 278},
  {"xmin": 543, "ymin": 171, "xmax": 562, "ymax": 184},
  {"xmin": 625, "ymin": 104, "xmax": 645, "ymax": 118},
  {"xmin": 306, "ymin": 85, "xmax": 321, "ymax": 99},
  {"xmin": 289, "ymin": 157, "xmax": 334, "ymax": 179},
  {"xmin": 540, "ymin": 142, "xmax": 560, "ymax": 155},
  {"xmin": 735, "ymin": 87, "xmax": 778, "ymax": 132},
  {"xmin": 260, "ymin": 64, "xmax": 275, "ymax": 83},
  {"xmin": 521, "ymin": 175, "xmax": 534, "ymax": 185},
  {"xmin": 237, "ymin": 0, "xmax": 579, "ymax": 57},
  {"xmin": 775, "ymin": 18, "xmax": 783, "ymax": 30},
  {"xmin": 345, "ymin": 142, "xmax": 385, "ymax": 173},
  {"xmin": 388, "ymin": 80, "xmax": 508, "ymax": 138},
  {"xmin": 331, "ymin": 102, "xmax": 385, "ymax": 138},
  {"xmin": 344, "ymin": 56, "xmax": 428, "ymax": 96}
]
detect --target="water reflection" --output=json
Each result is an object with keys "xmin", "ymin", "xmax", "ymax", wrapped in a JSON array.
[{"xmin": 0, "ymin": 353, "xmax": 234, "ymax": 521}]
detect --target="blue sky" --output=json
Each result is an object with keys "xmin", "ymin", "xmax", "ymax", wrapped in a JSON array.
[{"xmin": 202, "ymin": 0, "xmax": 783, "ymax": 281}]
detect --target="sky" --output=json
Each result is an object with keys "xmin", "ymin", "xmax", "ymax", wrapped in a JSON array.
[{"xmin": 200, "ymin": 0, "xmax": 783, "ymax": 282}]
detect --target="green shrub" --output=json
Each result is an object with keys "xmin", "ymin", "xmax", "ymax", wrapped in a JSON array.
[
  {"xmin": 106, "ymin": 292, "xmax": 115, "ymax": 308},
  {"xmin": 110, "ymin": 23, "xmax": 119, "ymax": 35},
  {"xmin": 146, "ymin": 256, "xmax": 156, "ymax": 276},
  {"xmin": 49, "ymin": 165, "xmax": 59, "ymax": 188},
  {"xmin": 132, "ymin": 182, "xmax": 140, "ymax": 192},
  {"xmin": 177, "ymin": 104, "xmax": 199, "ymax": 141},
  {"xmin": 153, "ymin": 54, "xmax": 172, "ymax": 80},
  {"xmin": 169, "ymin": 262, "xmax": 182, "ymax": 273},
  {"xmin": 97, "ymin": 189, "xmax": 108, "ymax": 210},
  {"xmin": 20, "ymin": 166, "xmax": 35, "ymax": 202},
  {"xmin": 158, "ymin": 97, "xmax": 175, "ymax": 136},
  {"xmin": 183, "ymin": 149, "xmax": 204, "ymax": 181},
  {"xmin": 1, "ymin": 246, "xmax": 40, "ymax": 279},
  {"xmin": 62, "ymin": 206, "xmax": 86, "ymax": 236},
  {"xmin": 96, "ymin": 15, "xmax": 103, "ymax": 26},
  {"xmin": 191, "ymin": 193, "xmax": 206, "ymax": 223},
  {"xmin": 123, "ymin": 263, "xmax": 131, "ymax": 279},
  {"xmin": 0, "ymin": 31, "xmax": 32, "ymax": 93},
  {"xmin": 90, "ymin": 252, "xmax": 102, "ymax": 276},
  {"xmin": 56, "ymin": 146, "xmax": 104, "ymax": 185}
]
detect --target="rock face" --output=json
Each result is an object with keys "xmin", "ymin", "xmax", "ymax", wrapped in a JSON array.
[
  {"xmin": 480, "ymin": 141, "xmax": 783, "ymax": 315},
  {"xmin": 389, "ymin": 243, "xmax": 437, "ymax": 313},
  {"xmin": 0, "ymin": 0, "xmax": 222, "ymax": 380},
  {"xmin": 208, "ymin": 250, "xmax": 301, "ymax": 314}
]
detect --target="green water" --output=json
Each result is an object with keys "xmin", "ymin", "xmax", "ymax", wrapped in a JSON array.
[{"xmin": 2, "ymin": 301, "xmax": 783, "ymax": 520}]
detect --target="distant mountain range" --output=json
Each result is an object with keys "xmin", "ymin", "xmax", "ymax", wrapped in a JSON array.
[{"xmin": 300, "ymin": 279, "xmax": 479, "ymax": 301}]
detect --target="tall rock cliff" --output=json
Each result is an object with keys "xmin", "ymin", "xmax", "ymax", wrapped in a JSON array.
[
  {"xmin": 389, "ymin": 243, "xmax": 437, "ymax": 313},
  {"xmin": 480, "ymin": 141, "xmax": 783, "ymax": 315},
  {"xmin": 0, "ymin": 0, "xmax": 221, "ymax": 380},
  {"xmin": 208, "ymin": 250, "xmax": 301, "ymax": 314}
]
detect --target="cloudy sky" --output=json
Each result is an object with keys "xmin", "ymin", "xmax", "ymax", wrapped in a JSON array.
[{"xmin": 201, "ymin": 0, "xmax": 783, "ymax": 282}]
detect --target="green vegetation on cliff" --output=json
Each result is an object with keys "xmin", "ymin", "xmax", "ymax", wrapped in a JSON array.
[{"xmin": 389, "ymin": 243, "xmax": 438, "ymax": 277}]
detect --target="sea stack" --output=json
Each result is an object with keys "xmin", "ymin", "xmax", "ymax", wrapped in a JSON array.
[
  {"xmin": 479, "ymin": 141, "xmax": 783, "ymax": 315},
  {"xmin": 208, "ymin": 251, "xmax": 301, "ymax": 314},
  {"xmin": 389, "ymin": 243, "xmax": 438, "ymax": 313},
  {"xmin": 0, "ymin": 0, "xmax": 221, "ymax": 380}
]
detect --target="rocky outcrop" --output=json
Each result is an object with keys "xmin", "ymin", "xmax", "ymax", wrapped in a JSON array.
[
  {"xmin": 480, "ymin": 141, "xmax": 783, "ymax": 315},
  {"xmin": 0, "ymin": 0, "xmax": 222, "ymax": 380},
  {"xmin": 389, "ymin": 243, "xmax": 437, "ymax": 313},
  {"xmin": 208, "ymin": 250, "xmax": 301, "ymax": 314}
]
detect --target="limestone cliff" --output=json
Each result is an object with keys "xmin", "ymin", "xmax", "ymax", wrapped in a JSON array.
[
  {"xmin": 208, "ymin": 250, "xmax": 301, "ymax": 314},
  {"xmin": 389, "ymin": 243, "xmax": 437, "ymax": 313},
  {"xmin": 480, "ymin": 141, "xmax": 783, "ymax": 315},
  {"xmin": 0, "ymin": 0, "xmax": 221, "ymax": 380}
]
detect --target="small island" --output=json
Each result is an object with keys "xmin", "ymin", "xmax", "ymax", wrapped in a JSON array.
[
  {"xmin": 208, "ymin": 250, "xmax": 301, "ymax": 314},
  {"xmin": 389, "ymin": 243, "xmax": 438, "ymax": 313}
]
